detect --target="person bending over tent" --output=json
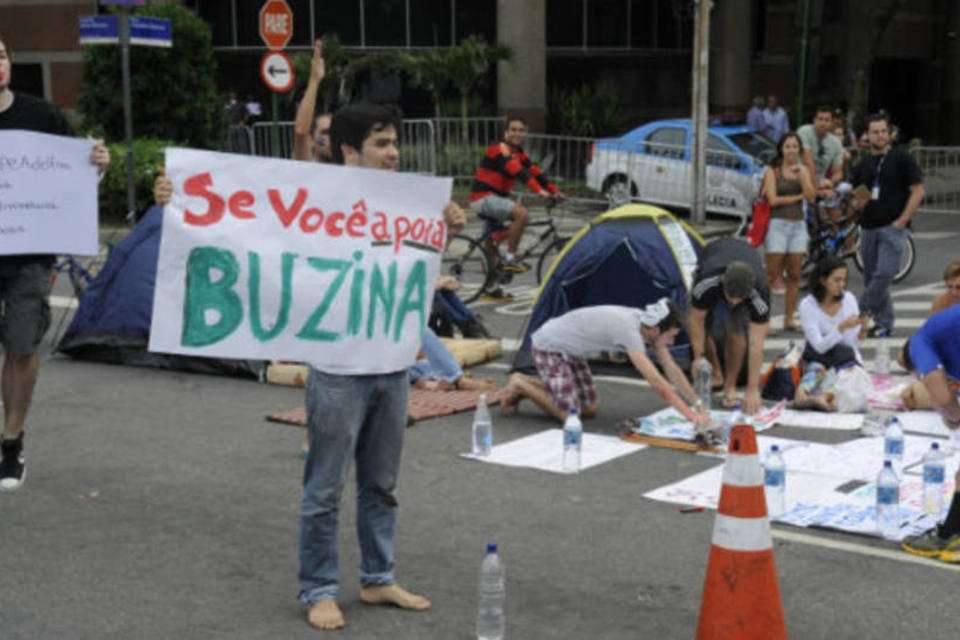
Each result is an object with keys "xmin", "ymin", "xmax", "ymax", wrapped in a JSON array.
[
  {"xmin": 499, "ymin": 299, "xmax": 707, "ymax": 425},
  {"xmin": 899, "ymin": 304, "xmax": 960, "ymax": 563},
  {"xmin": 688, "ymin": 237, "xmax": 771, "ymax": 414}
]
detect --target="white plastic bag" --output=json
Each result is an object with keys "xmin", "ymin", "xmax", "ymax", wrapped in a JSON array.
[{"xmin": 834, "ymin": 365, "xmax": 873, "ymax": 413}]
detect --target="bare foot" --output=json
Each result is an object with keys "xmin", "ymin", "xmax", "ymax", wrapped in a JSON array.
[
  {"xmin": 359, "ymin": 584, "xmax": 431, "ymax": 611},
  {"xmin": 456, "ymin": 376, "xmax": 497, "ymax": 391},
  {"xmin": 414, "ymin": 379, "xmax": 453, "ymax": 391},
  {"xmin": 499, "ymin": 390, "xmax": 521, "ymax": 416},
  {"xmin": 307, "ymin": 599, "xmax": 346, "ymax": 630}
]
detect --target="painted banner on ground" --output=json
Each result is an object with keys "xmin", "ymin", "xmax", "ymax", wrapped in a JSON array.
[
  {"xmin": 149, "ymin": 148, "xmax": 452, "ymax": 372},
  {"xmin": 0, "ymin": 130, "xmax": 99, "ymax": 255}
]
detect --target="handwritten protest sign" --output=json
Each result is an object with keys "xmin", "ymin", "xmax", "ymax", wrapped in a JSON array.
[
  {"xmin": 149, "ymin": 148, "xmax": 452, "ymax": 373},
  {"xmin": 0, "ymin": 130, "xmax": 99, "ymax": 255}
]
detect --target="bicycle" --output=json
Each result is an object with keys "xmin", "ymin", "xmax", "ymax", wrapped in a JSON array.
[
  {"xmin": 443, "ymin": 196, "xmax": 606, "ymax": 303},
  {"xmin": 801, "ymin": 191, "xmax": 915, "ymax": 284},
  {"xmin": 52, "ymin": 254, "xmax": 96, "ymax": 299}
]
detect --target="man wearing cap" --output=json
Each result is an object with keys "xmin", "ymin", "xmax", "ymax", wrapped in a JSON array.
[
  {"xmin": 499, "ymin": 299, "xmax": 707, "ymax": 425},
  {"xmin": 688, "ymin": 237, "xmax": 771, "ymax": 414}
]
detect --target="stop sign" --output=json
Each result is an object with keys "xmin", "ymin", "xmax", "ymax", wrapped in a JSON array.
[{"xmin": 259, "ymin": 0, "xmax": 293, "ymax": 50}]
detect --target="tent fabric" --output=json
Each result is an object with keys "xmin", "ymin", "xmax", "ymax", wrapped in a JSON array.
[
  {"xmin": 57, "ymin": 205, "xmax": 263, "ymax": 379},
  {"xmin": 513, "ymin": 204, "xmax": 705, "ymax": 372}
]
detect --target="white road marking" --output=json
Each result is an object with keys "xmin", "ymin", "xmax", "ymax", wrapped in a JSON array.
[
  {"xmin": 912, "ymin": 231, "xmax": 958, "ymax": 241},
  {"xmin": 771, "ymin": 529, "xmax": 960, "ymax": 572}
]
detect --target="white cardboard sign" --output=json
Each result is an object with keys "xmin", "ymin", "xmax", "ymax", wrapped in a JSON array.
[{"xmin": 149, "ymin": 148, "xmax": 452, "ymax": 373}]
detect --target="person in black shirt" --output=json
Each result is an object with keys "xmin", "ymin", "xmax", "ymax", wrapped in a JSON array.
[
  {"xmin": 0, "ymin": 36, "xmax": 110, "ymax": 491},
  {"xmin": 688, "ymin": 237, "xmax": 771, "ymax": 414},
  {"xmin": 849, "ymin": 113, "xmax": 924, "ymax": 337}
]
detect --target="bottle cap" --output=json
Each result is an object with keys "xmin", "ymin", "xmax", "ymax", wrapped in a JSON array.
[
  {"xmin": 932, "ymin": 442, "xmax": 940, "ymax": 450},
  {"xmin": 568, "ymin": 407, "xmax": 578, "ymax": 415},
  {"xmin": 883, "ymin": 460, "xmax": 892, "ymax": 468},
  {"xmin": 771, "ymin": 444, "xmax": 780, "ymax": 452},
  {"xmin": 486, "ymin": 542, "xmax": 498, "ymax": 553}
]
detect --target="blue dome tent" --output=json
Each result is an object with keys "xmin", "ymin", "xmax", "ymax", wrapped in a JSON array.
[{"xmin": 513, "ymin": 204, "xmax": 705, "ymax": 371}]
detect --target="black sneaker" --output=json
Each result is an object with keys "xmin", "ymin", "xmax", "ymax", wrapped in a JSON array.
[
  {"xmin": 0, "ymin": 434, "xmax": 25, "ymax": 492},
  {"xmin": 461, "ymin": 318, "xmax": 491, "ymax": 338},
  {"xmin": 867, "ymin": 325, "xmax": 891, "ymax": 338},
  {"xmin": 481, "ymin": 287, "xmax": 514, "ymax": 303}
]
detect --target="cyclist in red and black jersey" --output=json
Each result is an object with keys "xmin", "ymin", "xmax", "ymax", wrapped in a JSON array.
[{"xmin": 469, "ymin": 117, "xmax": 560, "ymax": 274}]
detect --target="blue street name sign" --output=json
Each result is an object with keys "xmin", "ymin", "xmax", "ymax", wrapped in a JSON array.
[{"xmin": 79, "ymin": 15, "xmax": 172, "ymax": 48}]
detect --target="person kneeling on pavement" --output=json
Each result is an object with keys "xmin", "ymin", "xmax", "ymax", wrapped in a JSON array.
[
  {"xmin": 499, "ymin": 299, "xmax": 708, "ymax": 426},
  {"xmin": 899, "ymin": 304, "xmax": 960, "ymax": 562}
]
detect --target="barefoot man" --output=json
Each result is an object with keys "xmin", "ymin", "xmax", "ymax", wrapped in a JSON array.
[
  {"xmin": 299, "ymin": 103, "xmax": 450, "ymax": 629},
  {"xmin": 500, "ymin": 299, "xmax": 707, "ymax": 425}
]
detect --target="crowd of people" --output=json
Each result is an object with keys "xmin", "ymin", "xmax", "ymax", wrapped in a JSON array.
[{"xmin": 4, "ymin": 27, "xmax": 960, "ymax": 632}]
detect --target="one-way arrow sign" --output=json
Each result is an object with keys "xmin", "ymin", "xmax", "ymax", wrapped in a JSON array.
[{"xmin": 260, "ymin": 51, "xmax": 294, "ymax": 93}]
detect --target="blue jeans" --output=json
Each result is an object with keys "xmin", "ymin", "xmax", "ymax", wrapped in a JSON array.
[
  {"xmin": 434, "ymin": 289, "xmax": 474, "ymax": 326},
  {"xmin": 408, "ymin": 327, "xmax": 463, "ymax": 385},
  {"xmin": 298, "ymin": 369, "xmax": 409, "ymax": 604},
  {"xmin": 859, "ymin": 225, "xmax": 904, "ymax": 331}
]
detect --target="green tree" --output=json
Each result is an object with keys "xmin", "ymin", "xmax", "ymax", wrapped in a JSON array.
[
  {"xmin": 77, "ymin": 2, "xmax": 226, "ymax": 149},
  {"xmin": 443, "ymin": 36, "xmax": 511, "ymax": 127}
]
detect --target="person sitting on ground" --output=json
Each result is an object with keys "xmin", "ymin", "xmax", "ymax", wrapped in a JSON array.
[
  {"xmin": 794, "ymin": 256, "xmax": 866, "ymax": 410},
  {"xmin": 899, "ymin": 304, "xmax": 960, "ymax": 563},
  {"xmin": 469, "ymin": 116, "xmax": 561, "ymax": 301},
  {"xmin": 931, "ymin": 258, "xmax": 960, "ymax": 314},
  {"xmin": 430, "ymin": 277, "xmax": 491, "ymax": 338},
  {"xmin": 688, "ymin": 237, "xmax": 771, "ymax": 414},
  {"xmin": 409, "ymin": 327, "xmax": 496, "ymax": 392},
  {"xmin": 499, "ymin": 299, "xmax": 707, "ymax": 426}
]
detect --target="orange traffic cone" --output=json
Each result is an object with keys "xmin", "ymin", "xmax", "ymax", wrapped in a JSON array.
[{"xmin": 695, "ymin": 424, "xmax": 786, "ymax": 640}]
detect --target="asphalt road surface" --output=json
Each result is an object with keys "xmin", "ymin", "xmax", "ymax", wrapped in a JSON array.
[{"xmin": 1, "ymin": 211, "xmax": 958, "ymax": 639}]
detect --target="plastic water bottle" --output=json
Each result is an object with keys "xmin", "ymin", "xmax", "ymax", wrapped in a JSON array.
[
  {"xmin": 562, "ymin": 408, "xmax": 583, "ymax": 473},
  {"xmin": 876, "ymin": 460, "xmax": 900, "ymax": 538},
  {"xmin": 923, "ymin": 442, "xmax": 946, "ymax": 516},
  {"xmin": 695, "ymin": 359, "xmax": 713, "ymax": 412},
  {"xmin": 472, "ymin": 395, "xmax": 492, "ymax": 456},
  {"xmin": 477, "ymin": 542, "xmax": 505, "ymax": 640},
  {"xmin": 883, "ymin": 416, "xmax": 904, "ymax": 473},
  {"xmin": 721, "ymin": 403, "xmax": 743, "ymax": 445},
  {"xmin": 873, "ymin": 337, "xmax": 891, "ymax": 379},
  {"xmin": 764, "ymin": 445, "xmax": 786, "ymax": 518}
]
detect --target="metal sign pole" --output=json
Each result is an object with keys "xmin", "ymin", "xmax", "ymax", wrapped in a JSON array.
[
  {"xmin": 271, "ymin": 92, "xmax": 280, "ymax": 157},
  {"xmin": 690, "ymin": 0, "xmax": 711, "ymax": 226},
  {"xmin": 120, "ymin": 8, "xmax": 136, "ymax": 222}
]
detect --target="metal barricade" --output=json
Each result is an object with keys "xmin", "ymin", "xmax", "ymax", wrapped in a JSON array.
[
  {"xmin": 224, "ymin": 125, "xmax": 254, "ymax": 155},
  {"xmin": 251, "ymin": 121, "xmax": 296, "ymax": 158},
  {"xmin": 400, "ymin": 118, "xmax": 437, "ymax": 175},
  {"xmin": 910, "ymin": 147, "xmax": 960, "ymax": 214},
  {"xmin": 432, "ymin": 116, "xmax": 506, "ymax": 180}
]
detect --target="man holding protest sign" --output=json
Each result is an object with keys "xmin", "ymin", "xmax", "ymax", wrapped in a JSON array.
[
  {"xmin": 299, "ymin": 103, "xmax": 439, "ymax": 630},
  {"xmin": 0, "ymin": 36, "xmax": 110, "ymax": 492}
]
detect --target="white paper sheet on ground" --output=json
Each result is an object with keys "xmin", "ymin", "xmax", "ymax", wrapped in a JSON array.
[
  {"xmin": 898, "ymin": 411, "xmax": 954, "ymax": 437},
  {"xmin": 831, "ymin": 435, "xmax": 960, "ymax": 481},
  {"xmin": 773, "ymin": 409, "xmax": 864, "ymax": 430},
  {"xmin": 643, "ymin": 463, "xmax": 848, "ymax": 512},
  {"xmin": 633, "ymin": 403, "xmax": 783, "ymax": 441},
  {"xmin": 460, "ymin": 429, "xmax": 646, "ymax": 473},
  {"xmin": 775, "ymin": 477, "xmax": 947, "ymax": 541}
]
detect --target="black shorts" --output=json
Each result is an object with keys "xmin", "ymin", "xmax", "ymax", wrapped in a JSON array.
[{"xmin": 0, "ymin": 261, "xmax": 53, "ymax": 355}]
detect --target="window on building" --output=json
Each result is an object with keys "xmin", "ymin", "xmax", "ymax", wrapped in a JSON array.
[
  {"xmin": 315, "ymin": 0, "xmax": 362, "ymax": 46},
  {"xmin": 197, "ymin": 0, "xmax": 235, "ymax": 47},
  {"xmin": 656, "ymin": 0, "xmax": 692, "ymax": 50},
  {"xmin": 587, "ymin": 0, "xmax": 628, "ymax": 48},
  {"xmin": 547, "ymin": 0, "xmax": 583, "ymax": 47},
  {"xmin": 630, "ymin": 0, "xmax": 657, "ymax": 48},
  {"xmin": 455, "ymin": 0, "xmax": 495, "ymax": 43},
  {"xmin": 365, "ymin": 0, "xmax": 407, "ymax": 46},
  {"xmin": 411, "ymin": 0, "xmax": 452, "ymax": 47}
]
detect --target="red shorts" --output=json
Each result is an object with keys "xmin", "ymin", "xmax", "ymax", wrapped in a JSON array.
[{"xmin": 532, "ymin": 348, "xmax": 597, "ymax": 413}]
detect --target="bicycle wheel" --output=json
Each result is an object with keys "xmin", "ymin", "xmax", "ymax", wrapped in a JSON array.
[
  {"xmin": 443, "ymin": 234, "xmax": 492, "ymax": 303},
  {"xmin": 853, "ymin": 231, "xmax": 915, "ymax": 283},
  {"xmin": 536, "ymin": 238, "xmax": 569, "ymax": 284}
]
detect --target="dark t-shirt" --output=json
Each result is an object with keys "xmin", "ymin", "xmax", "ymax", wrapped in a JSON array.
[
  {"xmin": 0, "ymin": 92, "xmax": 76, "ymax": 265},
  {"xmin": 850, "ymin": 146, "xmax": 922, "ymax": 229},
  {"xmin": 691, "ymin": 237, "xmax": 771, "ymax": 323}
]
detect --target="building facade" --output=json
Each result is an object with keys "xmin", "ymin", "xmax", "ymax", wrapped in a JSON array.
[{"xmin": 2, "ymin": 0, "xmax": 958, "ymax": 141}]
